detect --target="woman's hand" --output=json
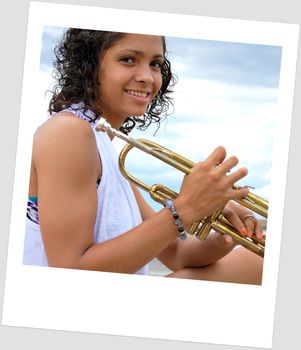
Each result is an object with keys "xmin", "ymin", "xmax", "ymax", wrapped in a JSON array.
[
  {"xmin": 174, "ymin": 146, "xmax": 249, "ymax": 228},
  {"xmin": 221, "ymin": 200, "xmax": 264, "ymax": 242},
  {"xmin": 181, "ymin": 201, "xmax": 265, "ymax": 266}
]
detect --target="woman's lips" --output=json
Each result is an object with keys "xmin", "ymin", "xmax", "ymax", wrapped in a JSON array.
[{"xmin": 125, "ymin": 89, "xmax": 151, "ymax": 102}]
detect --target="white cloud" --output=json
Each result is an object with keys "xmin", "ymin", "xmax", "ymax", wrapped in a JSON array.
[{"xmin": 171, "ymin": 77, "xmax": 278, "ymax": 124}]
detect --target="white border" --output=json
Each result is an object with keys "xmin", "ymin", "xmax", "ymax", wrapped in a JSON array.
[{"xmin": 2, "ymin": 2, "xmax": 299, "ymax": 348}]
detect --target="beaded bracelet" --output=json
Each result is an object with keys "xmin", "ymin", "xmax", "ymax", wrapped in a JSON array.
[{"xmin": 163, "ymin": 199, "xmax": 188, "ymax": 240}]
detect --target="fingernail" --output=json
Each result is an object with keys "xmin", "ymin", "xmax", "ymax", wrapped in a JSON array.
[
  {"xmin": 241, "ymin": 228, "xmax": 247, "ymax": 235},
  {"xmin": 247, "ymin": 231, "xmax": 253, "ymax": 238}
]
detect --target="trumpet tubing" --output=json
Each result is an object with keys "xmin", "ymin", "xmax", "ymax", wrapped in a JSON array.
[{"xmin": 96, "ymin": 118, "xmax": 268, "ymax": 258}]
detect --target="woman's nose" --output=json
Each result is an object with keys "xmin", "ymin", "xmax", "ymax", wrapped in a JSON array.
[{"xmin": 134, "ymin": 65, "xmax": 154, "ymax": 84}]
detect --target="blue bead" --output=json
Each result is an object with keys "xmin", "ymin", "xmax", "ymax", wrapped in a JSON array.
[{"xmin": 179, "ymin": 231, "xmax": 187, "ymax": 240}]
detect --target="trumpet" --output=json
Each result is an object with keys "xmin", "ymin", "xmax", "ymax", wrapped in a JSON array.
[{"xmin": 96, "ymin": 118, "xmax": 268, "ymax": 257}]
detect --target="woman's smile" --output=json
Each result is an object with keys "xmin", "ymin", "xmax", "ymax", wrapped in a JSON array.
[{"xmin": 125, "ymin": 89, "xmax": 152, "ymax": 102}]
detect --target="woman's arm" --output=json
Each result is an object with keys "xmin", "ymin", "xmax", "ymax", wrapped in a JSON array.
[
  {"xmin": 34, "ymin": 116, "xmax": 248, "ymax": 273},
  {"xmin": 34, "ymin": 115, "xmax": 179, "ymax": 273}
]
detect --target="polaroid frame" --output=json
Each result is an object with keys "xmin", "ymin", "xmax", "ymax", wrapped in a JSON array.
[{"xmin": 2, "ymin": 2, "xmax": 299, "ymax": 348}]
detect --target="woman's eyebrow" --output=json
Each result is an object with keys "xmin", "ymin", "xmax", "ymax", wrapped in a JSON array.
[{"xmin": 119, "ymin": 49, "xmax": 164, "ymax": 59}]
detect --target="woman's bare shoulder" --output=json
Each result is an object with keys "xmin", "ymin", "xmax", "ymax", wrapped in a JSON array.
[
  {"xmin": 35, "ymin": 112, "xmax": 93, "ymax": 139},
  {"xmin": 32, "ymin": 112, "xmax": 98, "ymax": 168}
]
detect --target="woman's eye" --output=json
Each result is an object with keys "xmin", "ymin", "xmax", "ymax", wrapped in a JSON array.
[
  {"xmin": 120, "ymin": 57, "xmax": 135, "ymax": 64},
  {"xmin": 151, "ymin": 61, "xmax": 163, "ymax": 69}
]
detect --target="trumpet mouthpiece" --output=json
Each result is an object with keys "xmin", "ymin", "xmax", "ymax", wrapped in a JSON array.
[{"xmin": 96, "ymin": 117, "xmax": 111, "ymax": 132}]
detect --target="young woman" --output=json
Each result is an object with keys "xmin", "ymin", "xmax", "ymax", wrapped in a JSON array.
[{"xmin": 23, "ymin": 29, "xmax": 263, "ymax": 284}]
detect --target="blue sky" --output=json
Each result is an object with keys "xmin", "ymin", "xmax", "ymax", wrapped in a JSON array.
[{"xmin": 39, "ymin": 26, "xmax": 282, "ymax": 211}]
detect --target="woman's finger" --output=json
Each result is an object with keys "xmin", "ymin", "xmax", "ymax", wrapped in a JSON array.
[
  {"xmin": 223, "ymin": 207, "xmax": 248, "ymax": 237},
  {"xmin": 243, "ymin": 216, "xmax": 257, "ymax": 239},
  {"xmin": 203, "ymin": 146, "xmax": 227, "ymax": 168},
  {"xmin": 243, "ymin": 215, "xmax": 264, "ymax": 240},
  {"xmin": 216, "ymin": 155, "xmax": 239, "ymax": 174},
  {"xmin": 225, "ymin": 167, "xmax": 249, "ymax": 186},
  {"xmin": 254, "ymin": 220, "xmax": 264, "ymax": 241},
  {"xmin": 228, "ymin": 186, "xmax": 249, "ymax": 200}
]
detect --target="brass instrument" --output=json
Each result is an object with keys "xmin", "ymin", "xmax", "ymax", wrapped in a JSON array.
[{"xmin": 96, "ymin": 118, "xmax": 268, "ymax": 257}]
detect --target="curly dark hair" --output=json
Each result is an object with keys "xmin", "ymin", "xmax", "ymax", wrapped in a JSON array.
[{"xmin": 48, "ymin": 28, "xmax": 177, "ymax": 134}]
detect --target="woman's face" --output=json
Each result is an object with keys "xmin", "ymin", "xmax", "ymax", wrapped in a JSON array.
[{"xmin": 97, "ymin": 33, "xmax": 164, "ymax": 125}]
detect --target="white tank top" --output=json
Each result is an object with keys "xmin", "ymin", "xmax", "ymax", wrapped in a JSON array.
[{"xmin": 23, "ymin": 104, "xmax": 149, "ymax": 275}]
